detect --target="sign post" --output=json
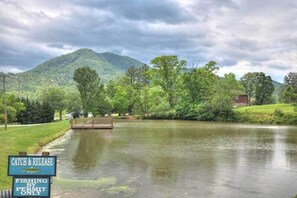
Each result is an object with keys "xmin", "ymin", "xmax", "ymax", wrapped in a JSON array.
[{"xmin": 8, "ymin": 152, "xmax": 57, "ymax": 198}]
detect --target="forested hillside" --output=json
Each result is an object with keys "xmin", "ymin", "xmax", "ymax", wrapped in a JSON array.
[{"xmin": 4, "ymin": 48, "xmax": 144, "ymax": 96}]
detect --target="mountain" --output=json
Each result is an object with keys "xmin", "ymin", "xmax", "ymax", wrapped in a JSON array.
[
  {"xmin": 27, "ymin": 49, "xmax": 143, "ymax": 76},
  {"xmin": 272, "ymin": 80, "xmax": 282, "ymax": 90},
  {"xmin": 6, "ymin": 48, "xmax": 144, "ymax": 93}
]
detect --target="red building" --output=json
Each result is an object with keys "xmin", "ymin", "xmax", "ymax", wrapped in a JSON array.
[{"xmin": 234, "ymin": 94, "xmax": 248, "ymax": 106}]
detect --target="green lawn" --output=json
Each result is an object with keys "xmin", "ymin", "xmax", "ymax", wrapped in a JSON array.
[
  {"xmin": 235, "ymin": 103, "xmax": 296, "ymax": 114},
  {"xmin": 0, "ymin": 121, "xmax": 70, "ymax": 190},
  {"xmin": 235, "ymin": 103, "xmax": 297, "ymax": 124}
]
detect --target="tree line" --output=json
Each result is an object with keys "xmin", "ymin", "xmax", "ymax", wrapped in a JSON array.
[
  {"xmin": 2, "ymin": 56, "xmax": 296, "ymax": 124},
  {"xmin": 71, "ymin": 55, "xmax": 282, "ymax": 121},
  {"xmin": 0, "ymin": 87, "xmax": 66, "ymax": 124},
  {"xmin": 16, "ymin": 98, "xmax": 54, "ymax": 124}
]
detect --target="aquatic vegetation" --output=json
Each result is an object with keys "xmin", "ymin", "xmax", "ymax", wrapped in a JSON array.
[
  {"xmin": 54, "ymin": 177, "xmax": 116, "ymax": 188},
  {"xmin": 54, "ymin": 177, "xmax": 138, "ymax": 196},
  {"xmin": 100, "ymin": 185, "xmax": 136, "ymax": 196}
]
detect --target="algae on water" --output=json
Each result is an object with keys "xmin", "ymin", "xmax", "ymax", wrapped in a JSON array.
[
  {"xmin": 100, "ymin": 185, "xmax": 136, "ymax": 196},
  {"xmin": 53, "ymin": 177, "xmax": 138, "ymax": 197},
  {"xmin": 54, "ymin": 177, "xmax": 117, "ymax": 189}
]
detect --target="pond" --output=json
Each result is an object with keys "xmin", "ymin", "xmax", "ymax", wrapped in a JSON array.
[{"xmin": 43, "ymin": 120, "xmax": 297, "ymax": 198}]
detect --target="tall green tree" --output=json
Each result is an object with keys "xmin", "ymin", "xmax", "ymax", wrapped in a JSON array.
[
  {"xmin": 133, "ymin": 85, "xmax": 150, "ymax": 116},
  {"xmin": 240, "ymin": 72, "xmax": 274, "ymax": 105},
  {"xmin": 183, "ymin": 61, "xmax": 218, "ymax": 104},
  {"xmin": 149, "ymin": 55, "xmax": 186, "ymax": 107},
  {"xmin": 280, "ymin": 72, "xmax": 297, "ymax": 103},
  {"xmin": 240, "ymin": 72, "xmax": 257, "ymax": 105},
  {"xmin": 284, "ymin": 72, "xmax": 297, "ymax": 92},
  {"xmin": 112, "ymin": 85, "xmax": 129, "ymax": 117},
  {"xmin": 106, "ymin": 80, "xmax": 117, "ymax": 98},
  {"xmin": 125, "ymin": 66, "xmax": 138, "ymax": 86},
  {"xmin": 41, "ymin": 101, "xmax": 55, "ymax": 123},
  {"xmin": 65, "ymin": 91, "xmax": 82, "ymax": 118},
  {"xmin": 137, "ymin": 64, "xmax": 150, "ymax": 85},
  {"xmin": 197, "ymin": 73, "xmax": 242, "ymax": 121},
  {"xmin": 96, "ymin": 96, "xmax": 113, "ymax": 117},
  {"xmin": 39, "ymin": 87, "xmax": 66, "ymax": 120},
  {"xmin": 254, "ymin": 72, "xmax": 274, "ymax": 105},
  {"xmin": 147, "ymin": 86, "xmax": 170, "ymax": 114},
  {"xmin": 282, "ymin": 85, "xmax": 297, "ymax": 103},
  {"xmin": 0, "ymin": 93, "xmax": 25, "ymax": 123},
  {"xmin": 73, "ymin": 67, "xmax": 102, "ymax": 117},
  {"xmin": 90, "ymin": 83, "xmax": 106, "ymax": 117}
]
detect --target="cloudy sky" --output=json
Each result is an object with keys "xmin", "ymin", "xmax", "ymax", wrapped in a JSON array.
[{"xmin": 1, "ymin": 0, "xmax": 297, "ymax": 82}]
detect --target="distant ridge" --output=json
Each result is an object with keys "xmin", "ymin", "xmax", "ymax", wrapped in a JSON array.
[
  {"xmin": 26, "ymin": 48, "xmax": 144, "ymax": 77},
  {"xmin": 9, "ymin": 48, "xmax": 144, "ymax": 92}
]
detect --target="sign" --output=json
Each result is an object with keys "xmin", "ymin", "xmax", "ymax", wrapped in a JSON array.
[
  {"xmin": 12, "ymin": 177, "xmax": 51, "ymax": 197},
  {"xmin": 8, "ymin": 156, "xmax": 57, "ymax": 176},
  {"xmin": 8, "ymin": 153, "xmax": 56, "ymax": 198}
]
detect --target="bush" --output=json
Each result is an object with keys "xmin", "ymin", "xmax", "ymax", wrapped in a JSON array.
[
  {"xmin": 194, "ymin": 101, "xmax": 239, "ymax": 122},
  {"xmin": 274, "ymin": 108, "xmax": 284, "ymax": 117},
  {"xmin": 145, "ymin": 109, "xmax": 177, "ymax": 119}
]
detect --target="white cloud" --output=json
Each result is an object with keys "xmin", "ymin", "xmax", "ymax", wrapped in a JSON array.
[
  {"xmin": 0, "ymin": 0, "xmax": 296, "ymax": 82},
  {"xmin": 0, "ymin": 66, "xmax": 23, "ymax": 73}
]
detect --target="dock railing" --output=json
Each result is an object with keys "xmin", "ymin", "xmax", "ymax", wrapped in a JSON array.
[{"xmin": 71, "ymin": 117, "xmax": 113, "ymax": 129}]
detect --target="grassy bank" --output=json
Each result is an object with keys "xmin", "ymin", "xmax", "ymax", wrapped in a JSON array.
[
  {"xmin": 235, "ymin": 103, "xmax": 297, "ymax": 124},
  {"xmin": 0, "ymin": 121, "xmax": 70, "ymax": 190}
]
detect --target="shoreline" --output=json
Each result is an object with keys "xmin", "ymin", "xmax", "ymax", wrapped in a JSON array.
[{"xmin": 115, "ymin": 115, "xmax": 297, "ymax": 126}]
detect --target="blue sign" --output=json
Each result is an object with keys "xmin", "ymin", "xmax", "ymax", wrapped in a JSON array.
[
  {"xmin": 12, "ymin": 177, "xmax": 51, "ymax": 197},
  {"xmin": 8, "ymin": 156, "xmax": 57, "ymax": 176}
]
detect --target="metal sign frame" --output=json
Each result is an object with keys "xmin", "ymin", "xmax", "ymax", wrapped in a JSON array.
[{"xmin": 8, "ymin": 156, "xmax": 57, "ymax": 176}]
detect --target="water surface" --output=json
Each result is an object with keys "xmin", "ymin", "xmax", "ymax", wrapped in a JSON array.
[{"xmin": 43, "ymin": 120, "xmax": 297, "ymax": 198}]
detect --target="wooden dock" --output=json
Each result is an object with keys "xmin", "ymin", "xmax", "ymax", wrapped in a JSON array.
[{"xmin": 71, "ymin": 117, "xmax": 113, "ymax": 129}]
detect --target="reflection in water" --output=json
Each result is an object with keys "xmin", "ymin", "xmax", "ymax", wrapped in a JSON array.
[
  {"xmin": 246, "ymin": 129, "xmax": 275, "ymax": 166},
  {"xmin": 72, "ymin": 130, "xmax": 112, "ymax": 172},
  {"xmin": 151, "ymin": 156, "xmax": 178, "ymax": 184},
  {"xmin": 43, "ymin": 120, "xmax": 297, "ymax": 198},
  {"xmin": 285, "ymin": 128, "xmax": 297, "ymax": 168}
]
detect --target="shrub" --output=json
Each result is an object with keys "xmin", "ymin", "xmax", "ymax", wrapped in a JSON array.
[{"xmin": 274, "ymin": 108, "xmax": 284, "ymax": 117}]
